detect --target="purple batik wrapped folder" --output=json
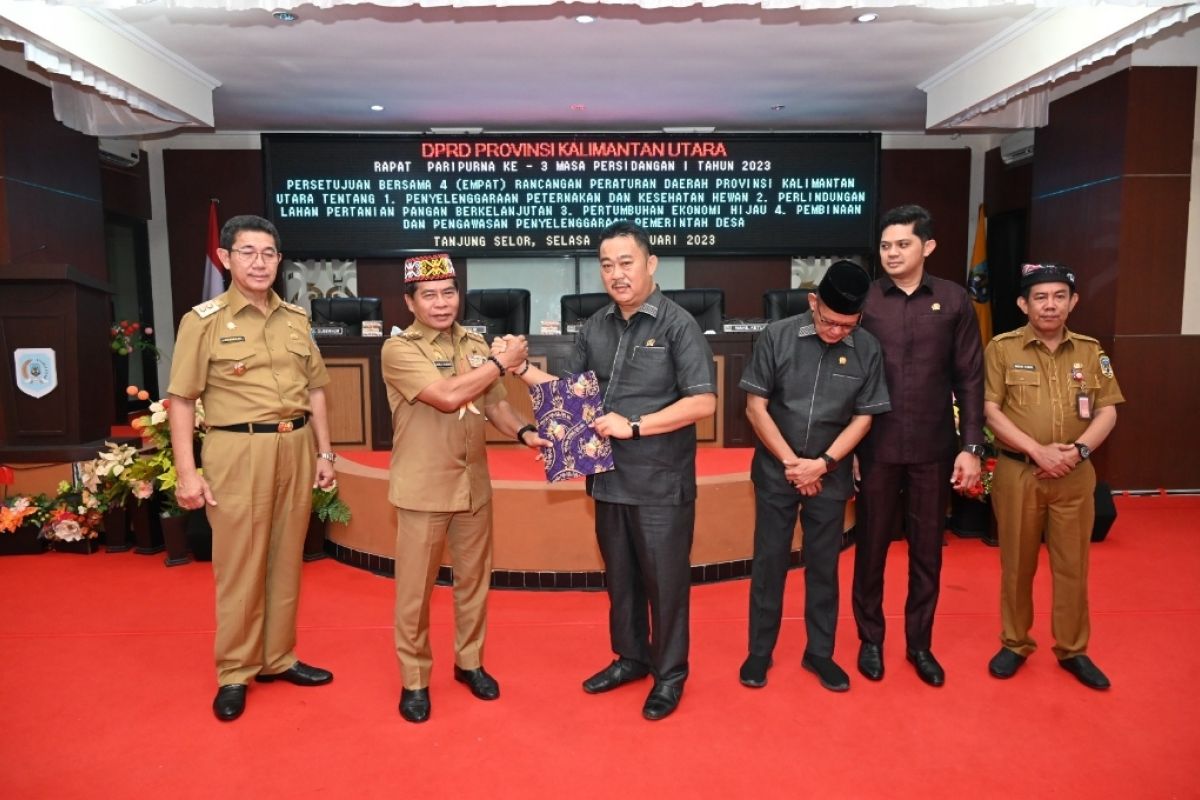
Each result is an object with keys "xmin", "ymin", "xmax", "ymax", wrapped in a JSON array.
[{"xmin": 530, "ymin": 371, "xmax": 615, "ymax": 483}]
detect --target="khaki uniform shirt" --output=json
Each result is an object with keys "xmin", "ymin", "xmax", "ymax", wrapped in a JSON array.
[
  {"xmin": 984, "ymin": 324, "xmax": 1124, "ymax": 447},
  {"xmin": 381, "ymin": 320, "xmax": 506, "ymax": 513},
  {"xmin": 167, "ymin": 286, "xmax": 329, "ymax": 425}
]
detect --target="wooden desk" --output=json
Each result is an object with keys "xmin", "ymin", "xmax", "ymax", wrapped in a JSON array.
[{"xmin": 316, "ymin": 333, "xmax": 758, "ymax": 450}]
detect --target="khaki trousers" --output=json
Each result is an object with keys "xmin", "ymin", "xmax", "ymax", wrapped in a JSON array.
[
  {"xmin": 393, "ymin": 503, "xmax": 492, "ymax": 690},
  {"xmin": 991, "ymin": 455, "xmax": 1095, "ymax": 659},
  {"xmin": 202, "ymin": 427, "xmax": 315, "ymax": 686}
]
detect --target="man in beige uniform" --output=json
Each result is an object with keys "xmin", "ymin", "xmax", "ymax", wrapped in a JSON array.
[
  {"xmin": 382, "ymin": 253, "xmax": 545, "ymax": 723},
  {"xmin": 170, "ymin": 214, "xmax": 337, "ymax": 722},
  {"xmin": 984, "ymin": 263, "xmax": 1123, "ymax": 690}
]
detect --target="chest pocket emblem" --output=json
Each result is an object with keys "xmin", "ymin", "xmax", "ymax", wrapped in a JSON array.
[
  {"xmin": 232, "ymin": 362, "xmax": 247, "ymax": 376},
  {"xmin": 468, "ymin": 353, "xmax": 486, "ymax": 368}
]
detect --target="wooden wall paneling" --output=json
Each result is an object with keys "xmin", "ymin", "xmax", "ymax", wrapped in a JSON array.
[
  {"xmin": 1114, "ymin": 177, "xmax": 1191, "ymax": 335},
  {"xmin": 1100, "ymin": 335, "xmax": 1200, "ymax": 490},
  {"xmin": 1124, "ymin": 67, "xmax": 1197, "ymax": 175},
  {"xmin": 163, "ymin": 149, "xmax": 264, "ymax": 325},
  {"xmin": 1029, "ymin": 180, "xmax": 1123, "ymax": 340},
  {"xmin": 685, "ymin": 256, "xmax": 791, "ymax": 319},
  {"xmin": 983, "ymin": 147, "xmax": 1032, "ymax": 216},
  {"xmin": 101, "ymin": 158, "xmax": 152, "ymax": 220},
  {"xmin": 0, "ymin": 180, "xmax": 106, "ymax": 278},
  {"xmin": 322, "ymin": 357, "xmax": 371, "ymax": 447},
  {"xmin": 879, "ymin": 149, "xmax": 971, "ymax": 283},
  {"xmin": 1032, "ymin": 71, "xmax": 1128, "ymax": 198}
]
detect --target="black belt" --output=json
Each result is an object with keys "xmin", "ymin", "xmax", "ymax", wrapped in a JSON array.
[
  {"xmin": 999, "ymin": 448, "xmax": 1033, "ymax": 464},
  {"xmin": 209, "ymin": 416, "xmax": 307, "ymax": 434}
]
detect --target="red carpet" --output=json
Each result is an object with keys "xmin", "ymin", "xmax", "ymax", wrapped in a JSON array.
[{"xmin": 0, "ymin": 495, "xmax": 1197, "ymax": 798}]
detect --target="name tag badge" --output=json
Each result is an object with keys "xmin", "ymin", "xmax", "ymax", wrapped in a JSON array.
[
  {"xmin": 220, "ymin": 336, "xmax": 246, "ymax": 344},
  {"xmin": 433, "ymin": 359, "xmax": 453, "ymax": 369},
  {"xmin": 1012, "ymin": 363, "xmax": 1035, "ymax": 371},
  {"xmin": 1076, "ymin": 390, "xmax": 1092, "ymax": 420}
]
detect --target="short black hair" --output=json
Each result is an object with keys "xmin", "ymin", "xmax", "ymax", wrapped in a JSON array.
[
  {"xmin": 598, "ymin": 220, "xmax": 653, "ymax": 257},
  {"xmin": 880, "ymin": 204, "xmax": 934, "ymax": 243},
  {"xmin": 220, "ymin": 214, "xmax": 281, "ymax": 251},
  {"xmin": 404, "ymin": 277, "xmax": 459, "ymax": 296}
]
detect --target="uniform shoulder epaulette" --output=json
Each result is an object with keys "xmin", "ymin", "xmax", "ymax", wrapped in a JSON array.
[
  {"xmin": 463, "ymin": 329, "xmax": 488, "ymax": 344},
  {"xmin": 191, "ymin": 298, "xmax": 227, "ymax": 319},
  {"xmin": 399, "ymin": 328, "xmax": 424, "ymax": 340},
  {"xmin": 281, "ymin": 301, "xmax": 308, "ymax": 316},
  {"xmin": 1071, "ymin": 332, "xmax": 1100, "ymax": 345},
  {"xmin": 992, "ymin": 329, "xmax": 1022, "ymax": 341}
]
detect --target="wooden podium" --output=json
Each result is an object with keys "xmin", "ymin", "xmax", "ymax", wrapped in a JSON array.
[{"xmin": 0, "ymin": 264, "xmax": 115, "ymax": 460}]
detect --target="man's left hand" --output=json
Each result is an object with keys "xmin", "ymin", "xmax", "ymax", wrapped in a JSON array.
[
  {"xmin": 315, "ymin": 458, "xmax": 336, "ymax": 489},
  {"xmin": 951, "ymin": 451, "xmax": 982, "ymax": 495}
]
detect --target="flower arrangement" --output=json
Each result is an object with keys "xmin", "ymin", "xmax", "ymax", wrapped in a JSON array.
[
  {"xmin": 123, "ymin": 391, "xmax": 206, "ymax": 518},
  {"xmin": 80, "ymin": 441, "xmax": 140, "ymax": 508},
  {"xmin": 312, "ymin": 483, "xmax": 352, "ymax": 525},
  {"xmin": 1, "ymin": 494, "xmax": 49, "ymax": 534},
  {"xmin": 953, "ymin": 399, "xmax": 998, "ymax": 501},
  {"xmin": 41, "ymin": 481, "xmax": 103, "ymax": 542},
  {"xmin": 110, "ymin": 320, "xmax": 160, "ymax": 358}
]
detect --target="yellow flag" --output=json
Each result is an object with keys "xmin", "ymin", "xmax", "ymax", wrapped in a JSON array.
[{"xmin": 967, "ymin": 204, "xmax": 992, "ymax": 345}]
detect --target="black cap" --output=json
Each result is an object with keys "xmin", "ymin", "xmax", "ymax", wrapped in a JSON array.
[
  {"xmin": 818, "ymin": 260, "xmax": 871, "ymax": 315},
  {"xmin": 1020, "ymin": 262, "xmax": 1076, "ymax": 291}
]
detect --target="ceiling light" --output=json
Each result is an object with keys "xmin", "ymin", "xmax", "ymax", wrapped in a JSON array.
[
  {"xmin": 662, "ymin": 126, "xmax": 715, "ymax": 133},
  {"xmin": 575, "ymin": 15, "xmax": 596, "ymax": 24},
  {"xmin": 770, "ymin": 105, "xmax": 785, "ymax": 111},
  {"xmin": 855, "ymin": 13, "xmax": 878, "ymax": 23},
  {"xmin": 272, "ymin": 10, "xmax": 297, "ymax": 22},
  {"xmin": 429, "ymin": 127, "xmax": 483, "ymax": 135},
  {"xmin": 370, "ymin": 105, "xmax": 384, "ymax": 112}
]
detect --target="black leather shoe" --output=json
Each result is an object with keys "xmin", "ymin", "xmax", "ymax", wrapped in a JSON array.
[
  {"xmin": 454, "ymin": 665, "xmax": 500, "ymax": 700},
  {"xmin": 582, "ymin": 658, "xmax": 651, "ymax": 694},
  {"xmin": 857, "ymin": 642, "xmax": 884, "ymax": 681},
  {"xmin": 1059, "ymin": 655, "xmax": 1111, "ymax": 690},
  {"xmin": 642, "ymin": 682, "xmax": 683, "ymax": 720},
  {"xmin": 801, "ymin": 653, "xmax": 850, "ymax": 692},
  {"xmin": 399, "ymin": 688, "xmax": 431, "ymax": 723},
  {"xmin": 988, "ymin": 647, "xmax": 1027, "ymax": 679},
  {"xmin": 739, "ymin": 654, "xmax": 772, "ymax": 688},
  {"xmin": 213, "ymin": 684, "xmax": 247, "ymax": 722},
  {"xmin": 906, "ymin": 649, "xmax": 945, "ymax": 687},
  {"xmin": 255, "ymin": 661, "xmax": 333, "ymax": 686}
]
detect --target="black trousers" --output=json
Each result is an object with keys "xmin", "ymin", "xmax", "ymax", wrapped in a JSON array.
[
  {"xmin": 748, "ymin": 488, "xmax": 846, "ymax": 659},
  {"xmin": 595, "ymin": 500, "xmax": 694, "ymax": 686},
  {"xmin": 851, "ymin": 458, "xmax": 951, "ymax": 651}
]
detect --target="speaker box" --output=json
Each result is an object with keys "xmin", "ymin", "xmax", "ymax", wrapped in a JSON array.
[{"xmin": 1092, "ymin": 482, "xmax": 1117, "ymax": 542}]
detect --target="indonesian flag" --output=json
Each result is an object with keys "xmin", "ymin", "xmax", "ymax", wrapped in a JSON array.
[{"xmin": 201, "ymin": 199, "xmax": 225, "ymax": 301}]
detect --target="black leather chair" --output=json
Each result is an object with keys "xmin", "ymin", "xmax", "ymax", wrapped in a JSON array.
[
  {"xmin": 661, "ymin": 288, "xmax": 724, "ymax": 332},
  {"xmin": 310, "ymin": 296, "xmax": 382, "ymax": 335},
  {"xmin": 560, "ymin": 292, "xmax": 612, "ymax": 332},
  {"xmin": 463, "ymin": 289, "xmax": 531, "ymax": 336},
  {"xmin": 763, "ymin": 288, "xmax": 813, "ymax": 321}
]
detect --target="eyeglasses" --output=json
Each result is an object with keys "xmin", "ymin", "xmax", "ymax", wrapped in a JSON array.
[
  {"xmin": 813, "ymin": 304, "xmax": 859, "ymax": 332},
  {"xmin": 228, "ymin": 247, "xmax": 282, "ymax": 264}
]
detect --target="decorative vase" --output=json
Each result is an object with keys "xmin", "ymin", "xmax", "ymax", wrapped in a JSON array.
[
  {"xmin": 46, "ymin": 537, "xmax": 98, "ymax": 554},
  {"xmin": 103, "ymin": 502, "xmax": 132, "ymax": 553},
  {"xmin": 0, "ymin": 524, "xmax": 46, "ymax": 556},
  {"xmin": 304, "ymin": 513, "xmax": 328, "ymax": 562},
  {"xmin": 131, "ymin": 497, "xmax": 165, "ymax": 555},
  {"xmin": 161, "ymin": 513, "xmax": 192, "ymax": 567}
]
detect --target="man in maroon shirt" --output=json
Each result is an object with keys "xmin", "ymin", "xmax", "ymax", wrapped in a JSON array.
[{"xmin": 851, "ymin": 204, "xmax": 987, "ymax": 687}]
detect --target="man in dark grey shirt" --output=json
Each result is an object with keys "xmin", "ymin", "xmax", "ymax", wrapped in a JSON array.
[
  {"xmin": 738, "ymin": 261, "xmax": 890, "ymax": 692},
  {"xmin": 512, "ymin": 221, "xmax": 716, "ymax": 720}
]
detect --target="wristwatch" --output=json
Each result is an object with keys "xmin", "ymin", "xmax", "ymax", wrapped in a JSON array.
[
  {"xmin": 819, "ymin": 452, "xmax": 837, "ymax": 471},
  {"xmin": 317, "ymin": 451, "xmax": 337, "ymax": 463},
  {"xmin": 629, "ymin": 415, "xmax": 642, "ymax": 440},
  {"xmin": 963, "ymin": 444, "xmax": 987, "ymax": 458},
  {"xmin": 1074, "ymin": 441, "xmax": 1092, "ymax": 461}
]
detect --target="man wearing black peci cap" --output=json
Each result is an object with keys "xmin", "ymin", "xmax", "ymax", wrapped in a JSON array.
[
  {"xmin": 983, "ymin": 263, "xmax": 1123, "ymax": 689},
  {"xmin": 737, "ymin": 260, "xmax": 891, "ymax": 692}
]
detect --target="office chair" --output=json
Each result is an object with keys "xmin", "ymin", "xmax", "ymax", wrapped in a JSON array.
[
  {"xmin": 762, "ymin": 288, "xmax": 813, "ymax": 321},
  {"xmin": 661, "ymin": 288, "xmax": 724, "ymax": 332},
  {"xmin": 560, "ymin": 292, "xmax": 612, "ymax": 332},
  {"xmin": 463, "ymin": 289, "xmax": 531, "ymax": 336},
  {"xmin": 309, "ymin": 297, "xmax": 383, "ymax": 335}
]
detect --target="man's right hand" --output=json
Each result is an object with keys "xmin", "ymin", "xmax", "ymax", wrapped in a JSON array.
[
  {"xmin": 494, "ymin": 334, "xmax": 529, "ymax": 370},
  {"xmin": 175, "ymin": 471, "xmax": 217, "ymax": 510},
  {"xmin": 1032, "ymin": 442, "xmax": 1075, "ymax": 479}
]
